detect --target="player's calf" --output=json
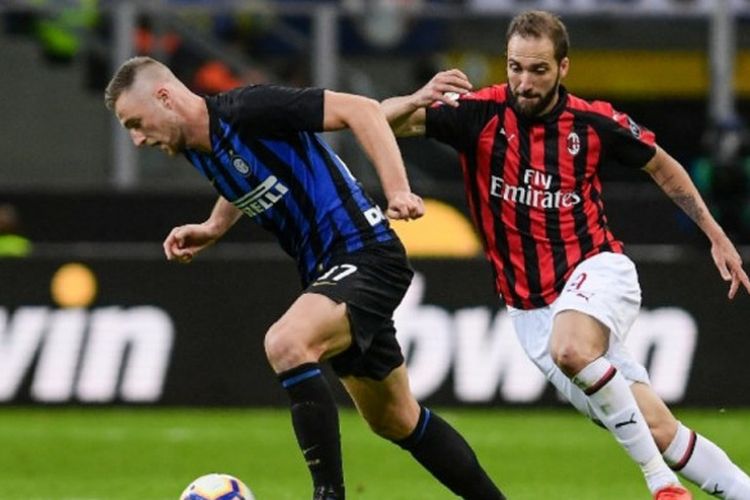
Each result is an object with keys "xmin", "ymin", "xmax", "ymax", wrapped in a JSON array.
[
  {"xmin": 664, "ymin": 423, "xmax": 750, "ymax": 499},
  {"xmin": 278, "ymin": 363, "xmax": 345, "ymax": 499},
  {"xmin": 573, "ymin": 357, "xmax": 682, "ymax": 494},
  {"xmin": 392, "ymin": 406, "xmax": 506, "ymax": 500}
]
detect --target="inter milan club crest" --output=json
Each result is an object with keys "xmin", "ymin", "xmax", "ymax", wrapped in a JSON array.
[
  {"xmin": 566, "ymin": 131, "xmax": 581, "ymax": 156},
  {"xmin": 232, "ymin": 155, "xmax": 250, "ymax": 175}
]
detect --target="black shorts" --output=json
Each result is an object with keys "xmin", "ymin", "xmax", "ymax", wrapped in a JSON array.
[{"xmin": 303, "ymin": 240, "xmax": 414, "ymax": 380}]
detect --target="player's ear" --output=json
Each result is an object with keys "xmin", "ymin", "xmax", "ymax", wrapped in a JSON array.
[
  {"xmin": 559, "ymin": 57, "xmax": 570, "ymax": 79},
  {"xmin": 155, "ymin": 87, "xmax": 172, "ymax": 109}
]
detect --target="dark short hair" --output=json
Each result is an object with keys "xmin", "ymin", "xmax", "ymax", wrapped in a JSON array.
[
  {"xmin": 506, "ymin": 10, "xmax": 569, "ymax": 63},
  {"xmin": 104, "ymin": 56, "xmax": 160, "ymax": 110}
]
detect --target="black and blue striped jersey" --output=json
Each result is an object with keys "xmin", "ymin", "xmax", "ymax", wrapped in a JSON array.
[{"xmin": 184, "ymin": 85, "xmax": 396, "ymax": 286}]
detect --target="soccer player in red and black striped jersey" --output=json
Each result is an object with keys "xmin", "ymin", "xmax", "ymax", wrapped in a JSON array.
[
  {"xmin": 106, "ymin": 57, "xmax": 505, "ymax": 500},
  {"xmin": 383, "ymin": 9, "xmax": 750, "ymax": 500}
]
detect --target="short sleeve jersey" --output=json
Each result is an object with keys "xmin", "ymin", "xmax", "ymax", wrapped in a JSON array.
[
  {"xmin": 185, "ymin": 85, "xmax": 395, "ymax": 286},
  {"xmin": 426, "ymin": 84, "xmax": 656, "ymax": 309}
]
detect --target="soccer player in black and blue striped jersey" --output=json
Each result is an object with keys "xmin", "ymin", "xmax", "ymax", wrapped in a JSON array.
[{"xmin": 105, "ymin": 57, "xmax": 505, "ymax": 500}]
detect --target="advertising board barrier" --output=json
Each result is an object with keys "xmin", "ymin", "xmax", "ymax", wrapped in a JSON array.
[{"xmin": 0, "ymin": 256, "xmax": 747, "ymax": 406}]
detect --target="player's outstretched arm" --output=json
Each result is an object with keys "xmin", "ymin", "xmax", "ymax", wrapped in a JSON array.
[
  {"xmin": 644, "ymin": 146, "xmax": 750, "ymax": 298},
  {"xmin": 163, "ymin": 197, "xmax": 242, "ymax": 264},
  {"xmin": 322, "ymin": 90, "xmax": 424, "ymax": 221},
  {"xmin": 381, "ymin": 68, "xmax": 473, "ymax": 137}
]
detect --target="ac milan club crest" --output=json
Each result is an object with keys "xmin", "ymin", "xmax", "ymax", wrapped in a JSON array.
[{"xmin": 567, "ymin": 132, "xmax": 581, "ymax": 156}]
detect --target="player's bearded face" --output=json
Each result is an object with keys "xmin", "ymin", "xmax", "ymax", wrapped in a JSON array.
[{"xmin": 506, "ymin": 35, "xmax": 568, "ymax": 118}]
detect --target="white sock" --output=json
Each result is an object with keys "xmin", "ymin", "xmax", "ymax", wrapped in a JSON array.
[
  {"xmin": 664, "ymin": 422, "xmax": 750, "ymax": 499},
  {"xmin": 573, "ymin": 358, "xmax": 679, "ymax": 493}
]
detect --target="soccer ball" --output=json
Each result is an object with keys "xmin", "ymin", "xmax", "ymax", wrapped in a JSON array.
[{"xmin": 180, "ymin": 473, "xmax": 255, "ymax": 500}]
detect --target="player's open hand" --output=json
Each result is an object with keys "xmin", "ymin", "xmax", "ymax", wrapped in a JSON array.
[
  {"xmin": 710, "ymin": 236, "xmax": 750, "ymax": 299},
  {"xmin": 413, "ymin": 69, "xmax": 473, "ymax": 108},
  {"xmin": 163, "ymin": 223, "xmax": 219, "ymax": 264},
  {"xmin": 386, "ymin": 191, "xmax": 425, "ymax": 221}
]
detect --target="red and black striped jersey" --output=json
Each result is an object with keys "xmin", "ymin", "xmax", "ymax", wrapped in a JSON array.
[{"xmin": 426, "ymin": 84, "xmax": 656, "ymax": 309}]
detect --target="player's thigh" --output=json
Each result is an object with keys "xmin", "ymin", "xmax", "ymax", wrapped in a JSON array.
[
  {"xmin": 631, "ymin": 382, "xmax": 679, "ymax": 451},
  {"xmin": 551, "ymin": 310, "xmax": 609, "ymax": 348},
  {"xmin": 552, "ymin": 252, "xmax": 641, "ymax": 348},
  {"xmin": 550, "ymin": 253, "xmax": 641, "ymax": 369},
  {"xmin": 340, "ymin": 364, "xmax": 420, "ymax": 439},
  {"xmin": 265, "ymin": 292, "xmax": 353, "ymax": 367}
]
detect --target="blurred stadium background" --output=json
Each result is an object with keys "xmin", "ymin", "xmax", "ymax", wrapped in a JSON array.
[{"xmin": 0, "ymin": 0, "xmax": 749, "ymax": 498}]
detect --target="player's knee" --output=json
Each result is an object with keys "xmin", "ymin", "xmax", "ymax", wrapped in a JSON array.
[
  {"xmin": 264, "ymin": 323, "xmax": 310, "ymax": 372},
  {"xmin": 550, "ymin": 343, "xmax": 596, "ymax": 377}
]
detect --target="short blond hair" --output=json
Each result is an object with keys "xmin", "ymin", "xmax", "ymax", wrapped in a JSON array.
[{"xmin": 104, "ymin": 56, "xmax": 166, "ymax": 110}]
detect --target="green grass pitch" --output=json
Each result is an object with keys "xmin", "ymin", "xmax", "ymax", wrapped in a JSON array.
[{"xmin": 0, "ymin": 407, "xmax": 747, "ymax": 499}]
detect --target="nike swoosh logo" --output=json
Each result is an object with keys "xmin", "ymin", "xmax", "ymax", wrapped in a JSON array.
[{"xmin": 302, "ymin": 445, "xmax": 319, "ymax": 455}]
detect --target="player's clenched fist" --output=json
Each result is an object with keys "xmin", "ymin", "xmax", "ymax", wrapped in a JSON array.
[
  {"xmin": 163, "ymin": 223, "xmax": 218, "ymax": 263},
  {"xmin": 386, "ymin": 191, "xmax": 425, "ymax": 221},
  {"xmin": 415, "ymin": 68, "xmax": 473, "ymax": 108}
]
